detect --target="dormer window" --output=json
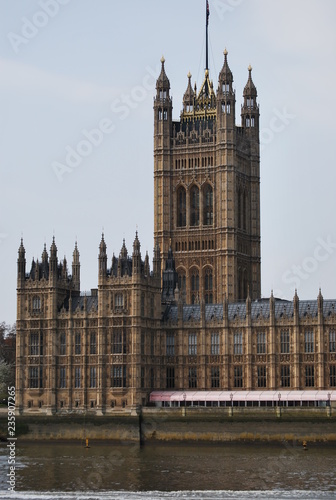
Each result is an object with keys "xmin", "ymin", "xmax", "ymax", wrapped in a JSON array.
[
  {"xmin": 222, "ymin": 83, "xmax": 230, "ymax": 94},
  {"xmin": 247, "ymin": 98, "xmax": 254, "ymax": 108},
  {"xmin": 186, "ymin": 104, "xmax": 193, "ymax": 112},
  {"xmin": 159, "ymin": 90, "xmax": 167, "ymax": 99}
]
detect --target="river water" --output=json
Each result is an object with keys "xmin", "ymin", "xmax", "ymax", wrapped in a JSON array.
[{"xmin": 0, "ymin": 441, "xmax": 336, "ymax": 499}]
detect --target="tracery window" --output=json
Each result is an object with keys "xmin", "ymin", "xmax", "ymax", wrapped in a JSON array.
[
  {"xmin": 205, "ymin": 268, "xmax": 213, "ymax": 304},
  {"xmin": 203, "ymin": 184, "xmax": 213, "ymax": 226},
  {"xmin": 191, "ymin": 269, "xmax": 199, "ymax": 304},
  {"xmin": 190, "ymin": 185, "xmax": 199, "ymax": 227},
  {"xmin": 177, "ymin": 187, "xmax": 186, "ymax": 227}
]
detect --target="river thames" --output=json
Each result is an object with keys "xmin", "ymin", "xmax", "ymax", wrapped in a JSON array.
[{"xmin": 1, "ymin": 441, "xmax": 336, "ymax": 499}]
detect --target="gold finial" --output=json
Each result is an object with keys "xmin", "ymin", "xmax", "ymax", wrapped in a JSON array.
[
  {"xmin": 160, "ymin": 56, "xmax": 165, "ymax": 64},
  {"xmin": 248, "ymin": 64, "xmax": 252, "ymax": 72},
  {"xmin": 224, "ymin": 48, "xmax": 228, "ymax": 56},
  {"xmin": 187, "ymin": 71, "xmax": 192, "ymax": 79},
  {"xmin": 205, "ymin": 69, "xmax": 209, "ymax": 77}
]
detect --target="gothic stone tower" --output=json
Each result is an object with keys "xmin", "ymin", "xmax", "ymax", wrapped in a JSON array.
[{"xmin": 153, "ymin": 51, "xmax": 261, "ymax": 304}]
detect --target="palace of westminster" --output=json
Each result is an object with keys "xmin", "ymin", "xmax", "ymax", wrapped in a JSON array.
[{"xmin": 16, "ymin": 41, "xmax": 336, "ymax": 414}]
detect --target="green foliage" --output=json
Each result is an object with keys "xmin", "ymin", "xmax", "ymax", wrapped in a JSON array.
[{"xmin": 0, "ymin": 322, "xmax": 16, "ymax": 398}]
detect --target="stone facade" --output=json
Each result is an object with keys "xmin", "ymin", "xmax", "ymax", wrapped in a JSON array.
[
  {"xmin": 154, "ymin": 52, "xmax": 261, "ymax": 304},
  {"xmin": 16, "ymin": 51, "xmax": 336, "ymax": 415}
]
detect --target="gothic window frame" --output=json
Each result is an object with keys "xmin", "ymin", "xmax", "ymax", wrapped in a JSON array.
[
  {"xmin": 211, "ymin": 332, "xmax": 220, "ymax": 355},
  {"xmin": 305, "ymin": 365, "xmax": 315, "ymax": 387},
  {"xmin": 75, "ymin": 367, "xmax": 81, "ymax": 388},
  {"xmin": 29, "ymin": 366, "xmax": 43, "ymax": 389},
  {"xmin": 176, "ymin": 186, "xmax": 186, "ymax": 228},
  {"xmin": 188, "ymin": 333, "xmax": 197, "ymax": 356},
  {"xmin": 257, "ymin": 332, "xmax": 266, "ymax": 354},
  {"xmin": 257, "ymin": 365, "xmax": 267, "ymax": 388},
  {"xmin": 304, "ymin": 331, "xmax": 314, "ymax": 353},
  {"xmin": 330, "ymin": 365, "xmax": 336, "ymax": 387},
  {"xmin": 90, "ymin": 332, "xmax": 96, "ymax": 355},
  {"xmin": 190, "ymin": 185, "xmax": 200, "ymax": 227},
  {"xmin": 188, "ymin": 367, "xmax": 197, "ymax": 388},
  {"xmin": 329, "ymin": 330, "xmax": 336, "ymax": 353},
  {"xmin": 166, "ymin": 367, "xmax": 175, "ymax": 389},
  {"xmin": 234, "ymin": 332, "xmax": 243, "ymax": 355},
  {"xmin": 204, "ymin": 267, "xmax": 213, "ymax": 304},
  {"xmin": 211, "ymin": 366, "xmax": 220, "ymax": 388},
  {"xmin": 90, "ymin": 367, "xmax": 97, "ymax": 388},
  {"xmin": 60, "ymin": 332, "xmax": 66, "ymax": 356},
  {"xmin": 280, "ymin": 365, "xmax": 290, "ymax": 388},
  {"xmin": 234, "ymin": 366, "xmax": 243, "ymax": 388},
  {"xmin": 32, "ymin": 296, "xmax": 41, "ymax": 312},
  {"xmin": 190, "ymin": 268, "xmax": 199, "ymax": 304},
  {"xmin": 203, "ymin": 183, "xmax": 213, "ymax": 226},
  {"xmin": 280, "ymin": 330, "xmax": 290, "ymax": 354},
  {"xmin": 111, "ymin": 365, "xmax": 127, "ymax": 388},
  {"xmin": 60, "ymin": 367, "xmax": 66, "ymax": 389},
  {"xmin": 166, "ymin": 333, "xmax": 175, "ymax": 356},
  {"xmin": 75, "ymin": 332, "xmax": 81, "ymax": 355}
]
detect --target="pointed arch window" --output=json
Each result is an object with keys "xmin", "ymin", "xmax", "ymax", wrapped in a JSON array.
[
  {"xmin": 191, "ymin": 269, "xmax": 199, "ymax": 304},
  {"xmin": 204, "ymin": 268, "xmax": 213, "ymax": 304},
  {"xmin": 177, "ymin": 187, "xmax": 186, "ymax": 227},
  {"xmin": 178, "ymin": 272, "xmax": 186, "ymax": 297},
  {"xmin": 158, "ymin": 108, "xmax": 163, "ymax": 121},
  {"xmin": 190, "ymin": 186, "xmax": 199, "ymax": 227},
  {"xmin": 222, "ymin": 83, "xmax": 230, "ymax": 94},
  {"xmin": 203, "ymin": 184, "xmax": 213, "ymax": 226}
]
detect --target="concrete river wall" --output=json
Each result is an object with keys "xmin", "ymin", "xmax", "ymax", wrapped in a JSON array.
[{"xmin": 0, "ymin": 407, "xmax": 335, "ymax": 443}]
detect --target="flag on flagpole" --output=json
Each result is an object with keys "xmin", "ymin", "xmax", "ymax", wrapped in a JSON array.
[{"xmin": 206, "ymin": 0, "xmax": 210, "ymax": 26}]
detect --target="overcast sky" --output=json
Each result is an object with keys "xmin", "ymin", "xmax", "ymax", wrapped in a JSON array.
[{"xmin": 1, "ymin": 0, "xmax": 336, "ymax": 325}]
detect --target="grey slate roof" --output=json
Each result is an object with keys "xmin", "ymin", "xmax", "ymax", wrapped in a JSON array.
[{"xmin": 164, "ymin": 299, "xmax": 336, "ymax": 324}]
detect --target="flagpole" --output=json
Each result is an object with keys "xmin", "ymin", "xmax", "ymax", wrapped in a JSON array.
[{"xmin": 206, "ymin": 0, "xmax": 209, "ymax": 71}]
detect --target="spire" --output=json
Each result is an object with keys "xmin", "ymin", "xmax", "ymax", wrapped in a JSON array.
[
  {"xmin": 120, "ymin": 238, "xmax": 128, "ymax": 260},
  {"xmin": 50, "ymin": 236, "xmax": 57, "ymax": 258},
  {"xmin": 156, "ymin": 56, "xmax": 170, "ymax": 93},
  {"xmin": 41, "ymin": 243, "xmax": 48, "ymax": 263},
  {"xmin": 98, "ymin": 233, "xmax": 107, "ymax": 278},
  {"xmin": 72, "ymin": 241, "xmax": 80, "ymax": 291},
  {"xmin": 99, "ymin": 233, "xmax": 106, "ymax": 256},
  {"xmin": 218, "ymin": 49, "xmax": 233, "ymax": 88},
  {"xmin": 73, "ymin": 241, "xmax": 79, "ymax": 263},
  {"xmin": 132, "ymin": 231, "xmax": 141, "ymax": 276},
  {"xmin": 183, "ymin": 72, "xmax": 195, "ymax": 112},
  {"xmin": 242, "ymin": 64, "xmax": 259, "ymax": 129},
  {"xmin": 18, "ymin": 238, "xmax": 25, "ymax": 259},
  {"xmin": 243, "ymin": 65, "xmax": 257, "ymax": 97},
  {"xmin": 17, "ymin": 238, "xmax": 26, "ymax": 285}
]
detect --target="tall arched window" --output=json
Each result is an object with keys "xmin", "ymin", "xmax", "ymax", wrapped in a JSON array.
[
  {"xmin": 204, "ymin": 268, "xmax": 213, "ymax": 304},
  {"xmin": 177, "ymin": 187, "xmax": 186, "ymax": 227},
  {"xmin": 237, "ymin": 188, "xmax": 242, "ymax": 229},
  {"xmin": 243, "ymin": 191, "xmax": 247, "ymax": 231},
  {"xmin": 178, "ymin": 272, "xmax": 186, "ymax": 298},
  {"xmin": 190, "ymin": 186, "xmax": 199, "ymax": 227},
  {"xmin": 203, "ymin": 184, "xmax": 213, "ymax": 225},
  {"xmin": 191, "ymin": 269, "xmax": 199, "ymax": 304}
]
